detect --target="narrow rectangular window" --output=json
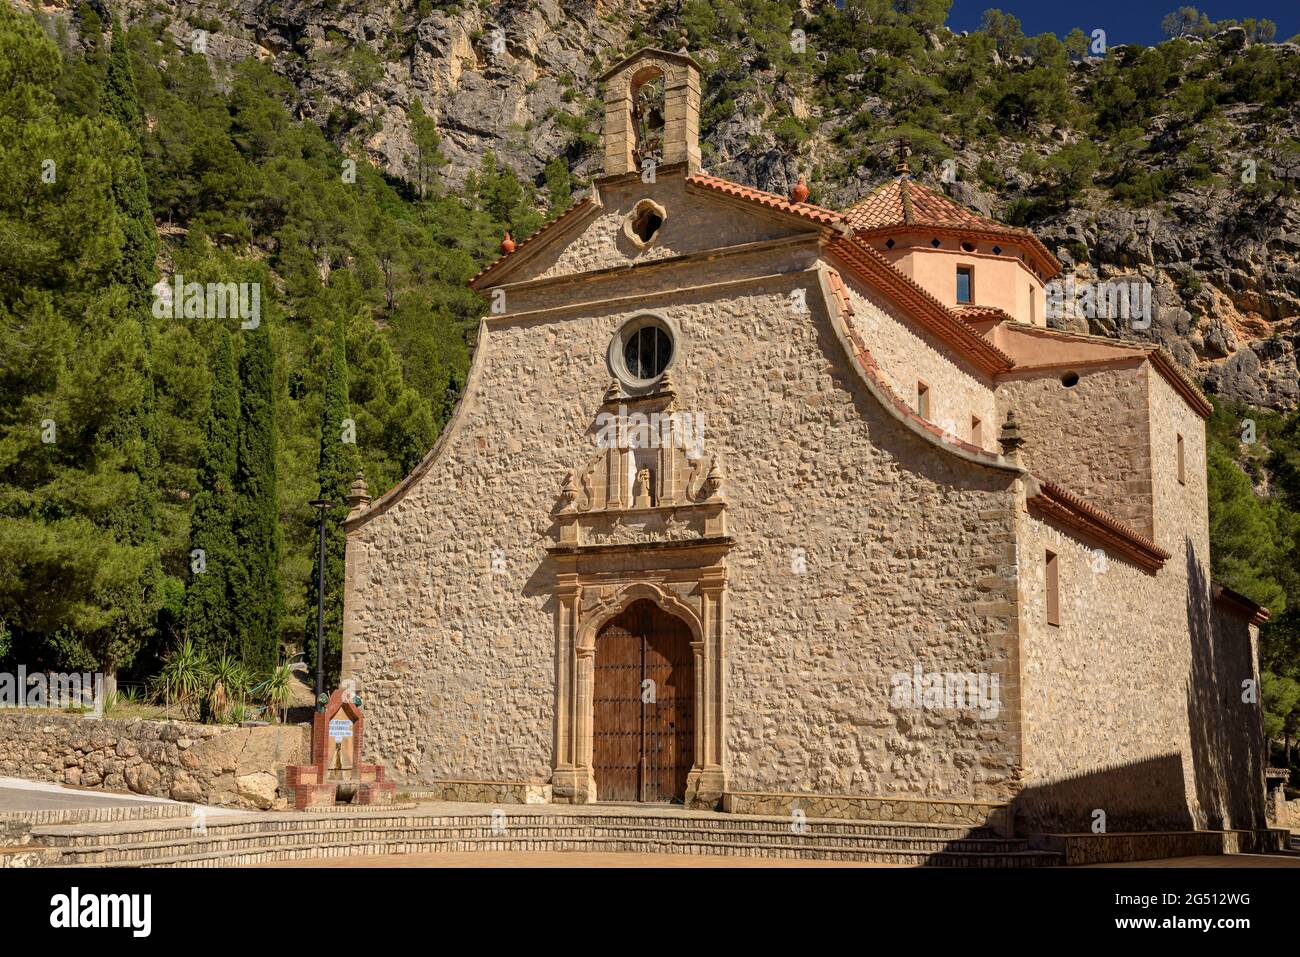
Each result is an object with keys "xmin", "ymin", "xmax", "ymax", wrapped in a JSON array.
[
  {"xmin": 917, "ymin": 381, "xmax": 930, "ymax": 419},
  {"xmin": 1045, "ymin": 550, "xmax": 1059, "ymax": 627},
  {"xmin": 1177, "ymin": 433, "xmax": 1185, "ymax": 485},
  {"xmin": 1029, "ymin": 284, "xmax": 1036, "ymax": 323},
  {"xmin": 956, "ymin": 266, "xmax": 973, "ymax": 304},
  {"xmin": 971, "ymin": 415, "xmax": 982, "ymax": 447}
]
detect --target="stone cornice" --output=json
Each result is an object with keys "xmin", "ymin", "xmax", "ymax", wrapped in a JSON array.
[
  {"xmin": 488, "ymin": 265, "xmax": 822, "ymax": 325},
  {"xmin": 548, "ymin": 535, "xmax": 734, "ymax": 557},
  {"xmin": 1212, "ymin": 581, "xmax": 1271, "ymax": 625},
  {"xmin": 484, "ymin": 232, "xmax": 820, "ymax": 302},
  {"xmin": 1026, "ymin": 477, "xmax": 1171, "ymax": 573}
]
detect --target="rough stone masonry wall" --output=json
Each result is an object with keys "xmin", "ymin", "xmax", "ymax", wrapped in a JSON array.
[
  {"xmin": 836, "ymin": 269, "xmax": 1000, "ymax": 451},
  {"xmin": 0, "ymin": 713, "xmax": 308, "ymax": 810},
  {"xmin": 1014, "ymin": 367, "xmax": 1264, "ymax": 832},
  {"xmin": 526, "ymin": 175, "xmax": 806, "ymax": 282},
  {"xmin": 1014, "ymin": 507, "xmax": 1198, "ymax": 831},
  {"xmin": 996, "ymin": 363, "xmax": 1154, "ymax": 538},
  {"xmin": 344, "ymin": 189, "xmax": 1025, "ymax": 801}
]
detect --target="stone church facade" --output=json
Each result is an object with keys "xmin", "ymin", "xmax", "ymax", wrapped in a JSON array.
[{"xmin": 341, "ymin": 49, "xmax": 1269, "ymax": 833}]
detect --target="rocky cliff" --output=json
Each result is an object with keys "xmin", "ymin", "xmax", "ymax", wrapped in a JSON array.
[{"xmin": 20, "ymin": 0, "xmax": 1300, "ymax": 409}]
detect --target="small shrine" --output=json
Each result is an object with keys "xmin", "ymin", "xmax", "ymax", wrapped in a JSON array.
[{"xmin": 284, "ymin": 687, "xmax": 396, "ymax": 809}]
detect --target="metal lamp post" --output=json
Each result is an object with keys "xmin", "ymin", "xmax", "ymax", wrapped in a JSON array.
[{"xmin": 309, "ymin": 499, "xmax": 333, "ymax": 702}]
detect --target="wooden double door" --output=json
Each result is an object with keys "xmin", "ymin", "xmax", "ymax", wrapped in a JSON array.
[{"xmin": 593, "ymin": 600, "xmax": 695, "ymax": 803}]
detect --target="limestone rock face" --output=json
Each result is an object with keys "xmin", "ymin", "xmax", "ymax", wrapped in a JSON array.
[
  {"xmin": 235, "ymin": 772, "xmax": 280, "ymax": 810},
  {"xmin": 21, "ymin": 0, "xmax": 1300, "ymax": 408}
]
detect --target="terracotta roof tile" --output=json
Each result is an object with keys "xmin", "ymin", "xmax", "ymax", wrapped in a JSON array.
[
  {"xmin": 844, "ymin": 176, "xmax": 1061, "ymax": 279},
  {"xmin": 826, "ymin": 237, "xmax": 1015, "ymax": 375},
  {"xmin": 826, "ymin": 268, "xmax": 1004, "ymax": 463},
  {"xmin": 1212, "ymin": 581, "xmax": 1271, "ymax": 625},
  {"xmin": 1029, "ymin": 478, "xmax": 1171, "ymax": 573},
  {"xmin": 844, "ymin": 177, "xmax": 996, "ymax": 231},
  {"xmin": 468, "ymin": 197, "xmax": 599, "ymax": 289},
  {"xmin": 955, "ymin": 304, "xmax": 1012, "ymax": 323},
  {"xmin": 684, "ymin": 173, "xmax": 844, "ymax": 227}
]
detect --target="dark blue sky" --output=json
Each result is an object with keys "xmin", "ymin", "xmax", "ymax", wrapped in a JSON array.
[{"xmin": 945, "ymin": 0, "xmax": 1300, "ymax": 47}]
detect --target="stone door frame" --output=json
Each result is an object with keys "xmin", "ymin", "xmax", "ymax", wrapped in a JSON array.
[{"xmin": 550, "ymin": 555, "xmax": 727, "ymax": 808}]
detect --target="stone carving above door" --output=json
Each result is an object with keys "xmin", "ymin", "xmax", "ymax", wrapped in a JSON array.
[{"xmin": 552, "ymin": 374, "xmax": 726, "ymax": 548}]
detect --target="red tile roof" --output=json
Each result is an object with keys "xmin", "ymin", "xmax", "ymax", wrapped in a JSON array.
[
  {"xmin": 684, "ymin": 173, "xmax": 844, "ymax": 227},
  {"xmin": 844, "ymin": 177, "xmax": 996, "ymax": 231},
  {"xmin": 825, "ymin": 237, "xmax": 1015, "ymax": 376},
  {"xmin": 955, "ymin": 304, "xmax": 1013, "ymax": 323},
  {"xmin": 827, "ymin": 265, "xmax": 1171, "ymax": 574},
  {"xmin": 1028, "ymin": 478, "xmax": 1171, "ymax": 573},
  {"xmin": 1212, "ymin": 582, "xmax": 1271, "ymax": 625},
  {"xmin": 845, "ymin": 176, "xmax": 1061, "ymax": 279},
  {"xmin": 826, "ymin": 268, "xmax": 1006, "ymax": 462}
]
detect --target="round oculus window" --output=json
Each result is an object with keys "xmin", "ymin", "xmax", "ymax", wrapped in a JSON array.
[{"xmin": 609, "ymin": 315, "xmax": 679, "ymax": 389}]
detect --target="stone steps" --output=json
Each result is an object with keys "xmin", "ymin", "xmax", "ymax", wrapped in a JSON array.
[
  {"xmin": 33, "ymin": 813, "xmax": 1000, "ymax": 847},
  {"xmin": 39, "ymin": 824, "xmax": 1035, "ymax": 862},
  {"xmin": 7, "ymin": 809, "xmax": 1063, "ymax": 867},
  {"xmin": 43, "ymin": 834, "xmax": 1060, "ymax": 868}
]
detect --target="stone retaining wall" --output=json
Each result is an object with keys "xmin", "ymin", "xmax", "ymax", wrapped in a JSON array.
[
  {"xmin": 1030, "ymin": 828, "xmax": 1288, "ymax": 866},
  {"xmin": 723, "ymin": 790, "xmax": 1012, "ymax": 836},
  {"xmin": 405, "ymin": 780, "xmax": 554, "ymax": 805},
  {"xmin": 0, "ymin": 713, "xmax": 308, "ymax": 810}
]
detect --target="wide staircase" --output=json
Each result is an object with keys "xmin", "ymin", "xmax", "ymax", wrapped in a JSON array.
[{"xmin": 1, "ymin": 803, "xmax": 1063, "ymax": 867}]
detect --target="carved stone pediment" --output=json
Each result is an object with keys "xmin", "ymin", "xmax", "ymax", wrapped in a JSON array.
[{"xmin": 552, "ymin": 382, "xmax": 726, "ymax": 548}]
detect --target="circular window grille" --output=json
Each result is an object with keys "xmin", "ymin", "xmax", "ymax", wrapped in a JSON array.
[
  {"xmin": 609, "ymin": 315, "xmax": 679, "ymax": 389},
  {"xmin": 624, "ymin": 325, "xmax": 672, "ymax": 380}
]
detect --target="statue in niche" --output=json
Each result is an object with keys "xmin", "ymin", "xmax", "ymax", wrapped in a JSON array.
[
  {"xmin": 632, "ymin": 467, "xmax": 653, "ymax": 509},
  {"xmin": 632, "ymin": 71, "xmax": 665, "ymax": 168}
]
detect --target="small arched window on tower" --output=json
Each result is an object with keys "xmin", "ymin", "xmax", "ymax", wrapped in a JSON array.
[{"xmin": 631, "ymin": 68, "xmax": 665, "ymax": 171}]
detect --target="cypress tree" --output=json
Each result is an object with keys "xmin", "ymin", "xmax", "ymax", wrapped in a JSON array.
[
  {"xmin": 306, "ymin": 316, "xmax": 360, "ymax": 687},
  {"xmin": 101, "ymin": 17, "xmax": 163, "ymax": 684},
  {"xmin": 104, "ymin": 19, "xmax": 158, "ymax": 309},
  {"xmin": 183, "ymin": 329, "xmax": 239, "ymax": 656},
  {"xmin": 232, "ymin": 321, "xmax": 282, "ymax": 673}
]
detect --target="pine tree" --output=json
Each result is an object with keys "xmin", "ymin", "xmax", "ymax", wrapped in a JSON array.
[
  {"xmin": 0, "ymin": 5, "xmax": 158, "ymax": 675},
  {"xmin": 231, "ymin": 321, "xmax": 283, "ymax": 673},
  {"xmin": 183, "ymin": 329, "xmax": 239, "ymax": 656},
  {"xmin": 306, "ymin": 316, "xmax": 361, "ymax": 687},
  {"xmin": 543, "ymin": 157, "xmax": 573, "ymax": 214}
]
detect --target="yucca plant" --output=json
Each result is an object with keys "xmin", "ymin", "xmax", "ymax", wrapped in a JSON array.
[
  {"xmin": 227, "ymin": 701, "xmax": 256, "ymax": 724},
  {"xmin": 207, "ymin": 654, "xmax": 250, "ymax": 724},
  {"xmin": 159, "ymin": 640, "xmax": 209, "ymax": 719},
  {"xmin": 251, "ymin": 664, "xmax": 293, "ymax": 724}
]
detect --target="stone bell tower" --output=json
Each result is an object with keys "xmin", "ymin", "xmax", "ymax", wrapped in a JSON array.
[{"xmin": 599, "ymin": 47, "xmax": 701, "ymax": 177}]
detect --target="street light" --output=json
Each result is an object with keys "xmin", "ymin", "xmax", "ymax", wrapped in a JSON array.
[{"xmin": 309, "ymin": 499, "xmax": 333, "ymax": 702}]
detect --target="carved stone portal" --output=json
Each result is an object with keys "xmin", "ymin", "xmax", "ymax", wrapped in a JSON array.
[{"xmin": 548, "ymin": 384, "xmax": 730, "ymax": 808}]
